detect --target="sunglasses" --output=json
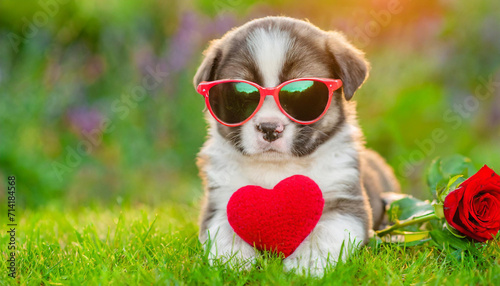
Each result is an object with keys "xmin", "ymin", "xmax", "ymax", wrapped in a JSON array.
[{"xmin": 196, "ymin": 78, "xmax": 343, "ymax": 127}]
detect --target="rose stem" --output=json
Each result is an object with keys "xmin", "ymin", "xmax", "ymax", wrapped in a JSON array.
[{"xmin": 376, "ymin": 213, "xmax": 439, "ymax": 237}]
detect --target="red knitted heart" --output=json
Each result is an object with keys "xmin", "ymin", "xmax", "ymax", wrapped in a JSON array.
[{"xmin": 227, "ymin": 175, "xmax": 324, "ymax": 258}]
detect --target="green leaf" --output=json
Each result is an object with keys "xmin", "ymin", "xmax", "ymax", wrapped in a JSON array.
[
  {"xmin": 402, "ymin": 238, "xmax": 432, "ymax": 246},
  {"xmin": 393, "ymin": 230, "xmax": 430, "ymax": 242},
  {"xmin": 440, "ymin": 155, "xmax": 476, "ymax": 178},
  {"xmin": 379, "ymin": 231, "xmax": 431, "ymax": 246},
  {"xmin": 430, "ymin": 228, "xmax": 478, "ymax": 254},
  {"xmin": 387, "ymin": 196, "xmax": 434, "ymax": 222},
  {"xmin": 426, "ymin": 155, "xmax": 475, "ymax": 199},
  {"xmin": 427, "ymin": 157, "xmax": 445, "ymax": 195},
  {"xmin": 433, "ymin": 202, "xmax": 444, "ymax": 219},
  {"xmin": 437, "ymin": 174, "xmax": 464, "ymax": 202},
  {"xmin": 447, "ymin": 174, "xmax": 463, "ymax": 189}
]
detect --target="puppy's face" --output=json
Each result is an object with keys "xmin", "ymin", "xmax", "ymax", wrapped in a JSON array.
[{"xmin": 194, "ymin": 17, "xmax": 369, "ymax": 159}]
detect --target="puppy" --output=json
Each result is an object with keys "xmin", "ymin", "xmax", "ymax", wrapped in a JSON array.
[{"xmin": 193, "ymin": 16, "xmax": 399, "ymax": 275}]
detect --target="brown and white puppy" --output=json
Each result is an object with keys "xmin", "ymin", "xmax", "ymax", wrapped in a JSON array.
[{"xmin": 194, "ymin": 16, "xmax": 399, "ymax": 275}]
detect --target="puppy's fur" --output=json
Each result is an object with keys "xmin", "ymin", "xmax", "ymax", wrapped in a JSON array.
[{"xmin": 194, "ymin": 16, "xmax": 399, "ymax": 275}]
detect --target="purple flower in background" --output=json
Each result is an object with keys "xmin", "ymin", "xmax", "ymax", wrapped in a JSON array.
[
  {"xmin": 487, "ymin": 73, "xmax": 500, "ymax": 128},
  {"xmin": 481, "ymin": 16, "xmax": 500, "ymax": 49},
  {"xmin": 164, "ymin": 12, "xmax": 236, "ymax": 73},
  {"xmin": 210, "ymin": 14, "xmax": 236, "ymax": 36},
  {"xmin": 134, "ymin": 46, "xmax": 156, "ymax": 76},
  {"xmin": 151, "ymin": 11, "xmax": 237, "ymax": 93},
  {"xmin": 166, "ymin": 12, "xmax": 200, "ymax": 73},
  {"xmin": 67, "ymin": 107, "xmax": 103, "ymax": 134}
]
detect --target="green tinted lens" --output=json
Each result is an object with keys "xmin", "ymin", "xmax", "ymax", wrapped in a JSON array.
[
  {"xmin": 281, "ymin": 81, "xmax": 315, "ymax": 92},
  {"xmin": 208, "ymin": 82, "xmax": 260, "ymax": 125},
  {"xmin": 278, "ymin": 80, "xmax": 329, "ymax": 122}
]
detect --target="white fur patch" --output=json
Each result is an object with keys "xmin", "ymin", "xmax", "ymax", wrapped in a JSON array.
[
  {"xmin": 204, "ymin": 211, "xmax": 257, "ymax": 268},
  {"xmin": 243, "ymin": 27, "xmax": 300, "ymax": 155},
  {"xmin": 283, "ymin": 213, "xmax": 366, "ymax": 276},
  {"xmin": 246, "ymin": 27, "xmax": 294, "ymax": 87}
]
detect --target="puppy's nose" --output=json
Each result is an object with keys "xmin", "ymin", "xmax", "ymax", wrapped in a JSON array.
[{"xmin": 256, "ymin": 122, "xmax": 284, "ymax": 142}]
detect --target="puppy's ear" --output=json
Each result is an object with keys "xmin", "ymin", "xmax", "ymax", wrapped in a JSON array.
[
  {"xmin": 193, "ymin": 40, "xmax": 223, "ymax": 88},
  {"xmin": 326, "ymin": 31, "xmax": 370, "ymax": 100}
]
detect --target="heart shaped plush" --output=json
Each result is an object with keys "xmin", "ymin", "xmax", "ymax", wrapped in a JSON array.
[{"xmin": 227, "ymin": 175, "xmax": 324, "ymax": 258}]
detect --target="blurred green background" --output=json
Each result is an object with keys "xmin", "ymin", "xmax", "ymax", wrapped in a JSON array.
[{"xmin": 1, "ymin": 0, "xmax": 499, "ymax": 208}]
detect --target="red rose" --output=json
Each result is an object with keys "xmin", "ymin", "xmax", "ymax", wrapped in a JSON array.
[{"xmin": 443, "ymin": 165, "xmax": 500, "ymax": 242}]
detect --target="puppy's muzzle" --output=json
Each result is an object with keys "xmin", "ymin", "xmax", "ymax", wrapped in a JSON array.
[{"xmin": 256, "ymin": 122, "xmax": 284, "ymax": 142}]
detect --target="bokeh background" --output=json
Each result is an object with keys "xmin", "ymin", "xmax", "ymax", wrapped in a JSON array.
[{"xmin": 1, "ymin": 0, "xmax": 499, "ymax": 209}]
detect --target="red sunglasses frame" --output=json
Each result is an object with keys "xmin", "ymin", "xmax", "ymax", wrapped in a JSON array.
[{"xmin": 196, "ymin": 78, "xmax": 343, "ymax": 127}]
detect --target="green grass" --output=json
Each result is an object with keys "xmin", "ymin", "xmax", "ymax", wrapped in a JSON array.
[{"xmin": 1, "ymin": 204, "xmax": 499, "ymax": 285}]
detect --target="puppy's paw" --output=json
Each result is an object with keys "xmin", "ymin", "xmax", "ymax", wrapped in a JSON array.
[
  {"xmin": 205, "ymin": 233, "xmax": 257, "ymax": 270},
  {"xmin": 283, "ymin": 248, "xmax": 333, "ymax": 277}
]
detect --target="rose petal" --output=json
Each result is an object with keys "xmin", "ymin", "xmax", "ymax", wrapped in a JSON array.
[
  {"xmin": 472, "ymin": 230, "xmax": 493, "ymax": 241},
  {"xmin": 477, "ymin": 198, "xmax": 488, "ymax": 218},
  {"xmin": 481, "ymin": 193, "xmax": 500, "ymax": 228},
  {"xmin": 484, "ymin": 180, "xmax": 500, "ymax": 192},
  {"xmin": 458, "ymin": 208, "xmax": 490, "ymax": 241},
  {"xmin": 444, "ymin": 187, "xmax": 482, "ymax": 239},
  {"xmin": 444, "ymin": 187, "xmax": 463, "ymax": 227},
  {"xmin": 471, "ymin": 193, "xmax": 490, "ymax": 222},
  {"xmin": 477, "ymin": 165, "xmax": 497, "ymax": 180},
  {"xmin": 478, "ymin": 201, "xmax": 488, "ymax": 218},
  {"xmin": 459, "ymin": 200, "xmax": 485, "ymax": 232},
  {"xmin": 480, "ymin": 190, "xmax": 500, "ymax": 225},
  {"xmin": 475, "ymin": 194, "xmax": 492, "ymax": 220}
]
